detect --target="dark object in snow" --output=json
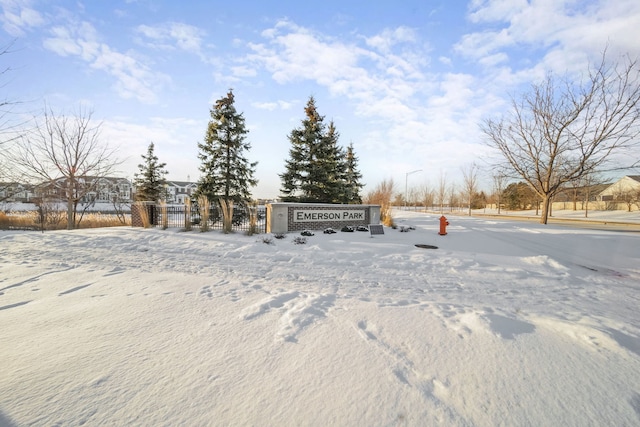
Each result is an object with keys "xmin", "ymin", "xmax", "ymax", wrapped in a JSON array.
[
  {"xmin": 369, "ymin": 224, "xmax": 384, "ymax": 235},
  {"xmin": 323, "ymin": 228, "xmax": 337, "ymax": 234},
  {"xmin": 273, "ymin": 233, "xmax": 286, "ymax": 239},
  {"xmin": 415, "ymin": 244, "xmax": 438, "ymax": 249},
  {"xmin": 301, "ymin": 230, "xmax": 314, "ymax": 236},
  {"xmin": 293, "ymin": 236, "xmax": 307, "ymax": 245},
  {"xmin": 356, "ymin": 225, "xmax": 369, "ymax": 232},
  {"xmin": 341, "ymin": 226, "xmax": 355, "ymax": 232}
]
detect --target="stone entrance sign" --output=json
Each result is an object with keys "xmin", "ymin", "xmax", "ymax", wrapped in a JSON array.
[{"xmin": 266, "ymin": 203, "xmax": 381, "ymax": 234}]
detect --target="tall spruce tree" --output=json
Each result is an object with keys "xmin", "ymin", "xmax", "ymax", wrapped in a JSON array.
[
  {"xmin": 196, "ymin": 90, "xmax": 257, "ymax": 205},
  {"xmin": 343, "ymin": 142, "xmax": 364, "ymax": 203},
  {"xmin": 280, "ymin": 97, "xmax": 361, "ymax": 203},
  {"xmin": 133, "ymin": 142, "xmax": 168, "ymax": 201}
]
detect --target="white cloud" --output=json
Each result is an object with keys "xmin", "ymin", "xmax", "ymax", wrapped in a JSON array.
[
  {"xmin": 467, "ymin": 0, "xmax": 529, "ymax": 23},
  {"xmin": 246, "ymin": 20, "xmax": 431, "ymax": 116},
  {"xmin": 242, "ymin": 20, "xmax": 490, "ymax": 170},
  {"xmin": 43, "ymin": 20, "xmax": 169, "ymax": 104},
  {"xmin": 134, "ymin": 21, "xmax": 212, "ymax": 63},
  {"xmin": 252, "ymin": 100, "xmax": 293, "ymax": 111},
  {"xmin": 0, "ymin": 0, "xmax": 44, "ymax": 36},
  {"xmin": 365, "ymin": 26, "xmax": 418, "ymax": 52},
  {"xmin": 230, "ymin": 65, "xmax": 256, "ymax": 78},
  {"xmin": 458, "ymin": 0, "xmax": 640, "ymax": 76}
]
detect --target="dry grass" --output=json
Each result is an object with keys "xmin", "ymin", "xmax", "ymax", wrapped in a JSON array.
[
  {"xmin": 365, "ymin": 178, "xmax": 396, "ymax": 227},
  {"xmin": 219, "ymin": 198, "xmax": 234, "ymax": 234},
  {"xmin": 135, "ymin": 202, "xmax": 151, "ymax": 228},
  {"xmin": 160, "ymin": 202, "xmax": 168, "ymax": 229},
  {"xmin": 75, "ymin": 213, "xmax": 131, "ymax": 228},
  {"xmin": 198, "ymin": 195, "xmax": 210, "ymax": 232},
  {"xmin": 0, "ymin": 211, "xmax": 131, "ymax": 230},
  {"xmin": 246, "ymin": 204, "xmax": 259, "ymax": 236},
  {"xmin": 184, "ymin": 198, "xmax": 192, "ymax": 231}
]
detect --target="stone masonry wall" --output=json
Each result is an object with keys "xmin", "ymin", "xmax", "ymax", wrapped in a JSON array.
[{"xmin": 286, "ymin": 205, "xmax": 370, "ymax": 232}]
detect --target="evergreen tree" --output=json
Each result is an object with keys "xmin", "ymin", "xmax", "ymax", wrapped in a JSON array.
[
  {"xmin": 133, "ymin": 142, "xmax": 168, "ymax": 201},
  {"xmin": 280, "ymin": 97, "xmax": 363, "ymax": 203},
  {"xmin": 280, "ymin": 97, "xmax": 324, "ymax": 202},
  {"xmin": 342, "ymin": 142, "xmax": 364, "ymax": 203},
  {"xmin": 320, "ymin": 121, "xmax": 347, "ymax": 203},
  {"xmin": 195, "ymin": 90, "xmax": 257, "ymax": 205}
]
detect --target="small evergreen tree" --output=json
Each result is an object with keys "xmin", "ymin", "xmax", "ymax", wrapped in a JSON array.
[
  {"xmin": 133, "ymin": 142, "xmax": 168, "ymax": 201},
  {"xmin": 280, "ymin": 97, "xmax": 363, "ymax": 203},
  {"xmin": 195, "ymin": 89, "xmax": 258, "ymax": 206}
]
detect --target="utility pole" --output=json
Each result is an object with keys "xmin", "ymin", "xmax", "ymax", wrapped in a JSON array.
[{"xmin": 405, "ymin": 169, "xmax": 422, "ymax": 209}]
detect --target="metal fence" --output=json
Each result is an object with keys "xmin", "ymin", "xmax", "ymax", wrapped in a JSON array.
[{"xmin": 148, "ymin": 204, "xmax": 267, "ymax": 233}]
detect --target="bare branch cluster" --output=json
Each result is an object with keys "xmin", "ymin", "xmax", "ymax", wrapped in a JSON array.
[
  {"xmin": 10, "ymin": 105, "xmax": 120, "ymax": 229},
  {"xmin": 482, "ymin": 51, "xmax": 640, "ymax": 223}
]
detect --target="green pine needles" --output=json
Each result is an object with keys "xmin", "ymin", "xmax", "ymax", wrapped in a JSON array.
[
  {"xmin": 279, "ymin": 96, "xmax": 364, "ymax": 203},
  {"xmin": 133, "ymin": 142, "xmax": 168, "ymax": 202},
  {"xmin": 195, "ymin": 89, "xmax": 258, "ymax": 210}
]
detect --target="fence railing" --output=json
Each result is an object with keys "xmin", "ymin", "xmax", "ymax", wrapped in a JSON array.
[{"xmin": 142, "ymin": 204, "xmax": 267, "ymax": 233}]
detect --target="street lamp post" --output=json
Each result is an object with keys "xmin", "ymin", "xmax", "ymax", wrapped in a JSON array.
[{"xmin": 405, "ymin": 169, "xmax": 422, "ymax": 210}]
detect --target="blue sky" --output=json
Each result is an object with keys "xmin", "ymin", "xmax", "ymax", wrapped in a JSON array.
[{"xmin": 2, "ymin": 0, "xmax": 639, "ymax": 199}]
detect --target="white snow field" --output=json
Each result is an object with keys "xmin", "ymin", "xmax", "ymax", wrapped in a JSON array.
[{"xmin": 1, "ymin": 210, "xmax": 639, "ymax": 426}]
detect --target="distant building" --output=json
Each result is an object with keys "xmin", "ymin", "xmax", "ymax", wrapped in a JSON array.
[
  {"xmin": 165, "ymin": 181, "xmax": 197, "ymax": 204},
  {"xmin": 599, "ymin": 176, "xmax": 640, "ymax": 201},
  {"xmin": 0, "ymin": 182, "xmax": 34, "ymax": 202},
  {"xmin": 36, "ymin": 176, "xmax": 133, "ymax": 204}
]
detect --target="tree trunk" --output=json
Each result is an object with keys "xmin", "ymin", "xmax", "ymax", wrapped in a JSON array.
[
  {"xmin": 540, "ymin": 195, "xmax": 551, "ymax": 224},
  {"xmin": 584, "ymin": 190, "xmax": 590, "ymax": 218},
  {"xmin": 67, "ymin": 197, "xmax": 74, "ymax": 230}
]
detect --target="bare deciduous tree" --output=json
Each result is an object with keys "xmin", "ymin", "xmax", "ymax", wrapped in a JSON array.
[
  {"xmin": 461, "ymin": 163, "xmax": 480, "ymax": 216},
  {"xmin": 419, "ymin": 183, "xmax": 434, "ymax": 211},
  {"xmin": 364, "ymin": 178, "xmax": 396, "ymax": 226},
  {"xmin": 0, "ymin": 41, "xmax": 29, "ymax": 201},
  {"xmin": 13, "ymin": 105, "xmax": 120, "ymax": 229},
  {"xmin": 492, "ymin": 171, "xmax": 508, "ymax": 214},
  {"xmin": 436, "ymin": 172, "xmax": 447, "ymax": 213},
  {"xmin": 482, "ymin": 52, "xmax": 640, "ymax": 223}
]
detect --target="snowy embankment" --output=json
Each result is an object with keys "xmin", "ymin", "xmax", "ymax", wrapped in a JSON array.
[{"xmin": 1, "ymin": 211, "xmax": 639, "ymax": 426}]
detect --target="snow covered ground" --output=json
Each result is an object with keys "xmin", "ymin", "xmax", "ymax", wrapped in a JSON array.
[{"xmin": 1, "ymin": 210, "xmax": 639, "ymax": 426}]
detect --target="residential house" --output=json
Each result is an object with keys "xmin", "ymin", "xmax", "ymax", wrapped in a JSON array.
[
  {"xmin": 598, "ymin": 175, "xmax": 640, "ymax": 211},
  {"xmin": 36, "ymin": 176, "xmax": 133, "ymax": 204},
  {"xmin": 0, "ymin": 182, "xmax": 34, "ymax": 202},
  {"xmin": 165, "ymin": 181, "xmax": 197, "ymax": 204},
  {"xmin": 599, "ymin": 176, "xmax": 640, "ymax": 201}
]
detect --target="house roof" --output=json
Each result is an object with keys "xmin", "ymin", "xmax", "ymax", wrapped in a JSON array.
[{"xmin": 167, "ymin": 181, "xmax": 197, "ymax": 187}]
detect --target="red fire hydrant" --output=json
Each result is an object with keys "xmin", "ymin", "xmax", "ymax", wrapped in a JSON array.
[{"xmin": 439, "ymin": 215, "xmax": 449, "ymax": 235}]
